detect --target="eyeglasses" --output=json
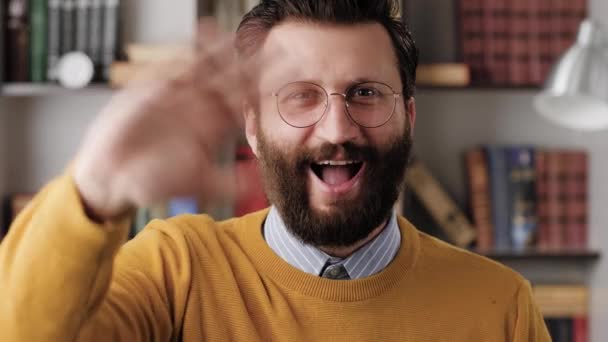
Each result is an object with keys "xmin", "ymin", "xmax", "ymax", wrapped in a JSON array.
[{"xmin": 272, "ymin": 81, "xmax": 402, "ymax": 128}]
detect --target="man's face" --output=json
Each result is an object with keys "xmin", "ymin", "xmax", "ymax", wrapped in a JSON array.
[{"xmin": 246, "ymin": 20, "xmax": 416, "ymax": 248}]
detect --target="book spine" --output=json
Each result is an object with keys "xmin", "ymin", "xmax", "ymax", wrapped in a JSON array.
[
  {"xmin": 87, "ymin": 0, "xmax": 102, "ymax": 78},
  {"xmin": 545, "ymin": 150, "xmax": 565, "ymax": 250},
  {"xmin": 29, "ymin": 0, "xmax": 47, "ymax": 82},
  {"xmin": 508, "ymin": 0, "xmax": 529, "ymax": 85},
  {"xmin": 483, "ymin": 0, "xmax": 509, "ymax": 85},
  {"xmin": 506, "ymin": 146, "xmax": 537, "ymax": 251},
  {"xmin": 485, "ymin": 146, "xmax": 511, "ymax": 250},
  {"xmin": 60, "ymin": 0, "xmax": 75, "ymax": 55},
  {"xmin": 465, "ymin": 148, "xmax": 494, "ymax": 251},
  {"xmin": 564, "ymin": 150, "xmax": 588, "ymax": 250},
  {"xmin": 100, "ymin": 0, "xmax": 119, "ymax": 81},
  {"xmin": 405, "ymin": 160, "xmax": 476, "ymax": 247},
  {"xmin": 538, "ymin": 0, "xmax": 553, "ymax": 81},
  {"xmin": 573, "ymin": 316, "xmax": 588, "ymax": 342},
  {"xmin": 74, "ymin": 0, "xmax": 89, "ymax": 52},
  {"xmin": 460, "ymin": 0, "xmax": 484, "ymax": 83},
  {"xmin": 535, "ymin": 150, "xmax": 551, "ymax": 250},
  {"xmin": 5, "ymin": 0, "xmax": 30, "ymax": 82},
  {"xmin": 553, "ymin": 0, "xmax": 570, "ymax": 59},
  {"xmin": 557, "ymin": 318, "xmax": 574, "ymax": 342},
  {"xmin": 47, "ymin": 0, "xmax": 61, "ymax": 80},
  {"xmin": 527, "ymin": 0, "xmax": 543, "ymax": 85}
]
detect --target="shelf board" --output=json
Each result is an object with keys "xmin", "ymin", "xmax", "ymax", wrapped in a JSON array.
[
  {"xmin": 417, "ymin": 84, "xmax": 541, "ymax": 92},
  {"xmin": 477, "ymin": 249, "xmax": 601, "ymax": 262},
  {"xmin": 1, "ymin": 83, "xmax": 113, "ymax": 96}
]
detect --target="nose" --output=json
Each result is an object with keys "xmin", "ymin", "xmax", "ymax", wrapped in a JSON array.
[{"xmin": 313, "ymin": 93, "xmax": 361, "ymax": 145}]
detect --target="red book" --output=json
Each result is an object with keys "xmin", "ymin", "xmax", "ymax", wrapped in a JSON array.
[
  {"xmin": 573, "ymin": 316, "xmax": 588, "ymax": 342},
  {"xmin": 460, "ymin": 0, "xmax": 485, "ymax": 83},
  {"xmin": 482, "ymin": 0, "xmax": 509, "ymax": 84},
  {"xmin": 234, "ymin": 145, "xmax": 269, "ymax": 217},
  {"xmin": 542, "ymin": 150, "xmax": 566, "ymax": 250},
  {"xmin": 465, "ymin": 148, "xmax": 494, "ymax": 251},
  {"xmin": 508, "ymin": 0, "xmax": 530, "ymax": 85},
  {"xmin": 535, "ymin": 150, "xmax": 550, "ymax": 249},
  {"xmin": 527, "ymin": 0, "xmax": 543, "ymax": 85},
  {"xmin": 538, "ymin": 0, "xmax": 553, "ymax": 82},
  {"xmin": 563, "ymin": 150, "xmax": 588, "ymax": 250}
]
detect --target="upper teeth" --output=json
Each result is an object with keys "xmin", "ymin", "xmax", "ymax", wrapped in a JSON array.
[{"xmin": 317, "ymin": 160, "xmax": 359, "ymax": 166}]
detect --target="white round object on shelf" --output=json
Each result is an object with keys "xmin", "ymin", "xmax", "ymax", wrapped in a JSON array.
[{"xmin": 56, "ymin": 52, "xmax": 95, "ymax": 89}]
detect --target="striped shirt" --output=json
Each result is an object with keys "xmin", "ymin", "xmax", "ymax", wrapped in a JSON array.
[{"xmin": 263, "ymin": 206, "xmax": 401, "ymax": 279}]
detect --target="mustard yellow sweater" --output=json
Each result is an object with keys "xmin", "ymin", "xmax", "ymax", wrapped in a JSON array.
[{"xmin": 0, "ymin": 173, "xmax": 550, "ymax": 341}]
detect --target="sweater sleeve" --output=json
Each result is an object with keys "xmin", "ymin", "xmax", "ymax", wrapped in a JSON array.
[
  {"xmin": 511, "ymin": 279, "xmax": 552, "ymax": 342},
  {"xmin": 0, "ymin": 173, "xmax": 190, "ymax": 342}
]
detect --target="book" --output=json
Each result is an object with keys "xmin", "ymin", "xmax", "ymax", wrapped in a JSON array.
[
  {"xmin": 126, "ymin": 43, "xmax": 192, "ymax": 64},
  {"xmin": 74, "ymin": 0, "xmax": 89, "ymax": 52},
  {"xmin": 5, "ymin": 0, "xmax": 29, "ymax": 82},
  {"xmin": 487, "ymin": 0, "xmax": 509, "ymax": 84},
  {"xmin": 508, "ymin": 0, "xmax": 530, "ymax": 85},
  {"xmin": 416, "ymin": 63, "xmax": 470, "ymax": 87},
  {"xmin": 86, "ymin": 0, "xmax": 102, "ymax": 78},
  {"xmin": 563, "ymin": 150, "xmax": 588, "ymax": 250},
  {"xmin": 465, "ymin": 147, "xmax": 494, "ymax": 251},
  {"xmin": 546, "ymin": 151, "xmax": 567, "ymax": 250},
  {"xmin": 60, "ymin": 0, "xmax": 75, "ymax": 55},
  {"xmin": 100, "ymin": 0, "xmax": 119, "ymax": 81},
  {"xmin": 47, "ymin": 0, "xmax": 61, "ymax": 80},
  {"xmin": 535, "ymin": 149, "xmax": 551, "ymax": 250},
  {"xmin": 459, "ymin": 0, "xmax": 485, "ymax": 83},
  {"xmin": 403, "ymin": 0, "xmax": 459, "ymax": 64},
  {"xmin": 29, "ymin": 0, "xmax": 47, "ymax": 82},
  {"xmin": 573, "ymin": 316, "xmax": 588, "ymax": 342},
  {"xmin": 108, "ymin": 61, "xmax": 153, "ymax": 88},
  {"xmin": 534, "ymin": 285, "xmax": 588, "ymax": 317},
  {"xmin": 505, "ymin": 146, "xmax": 537, "ymax": 251},
  {"xmin": 485, "ymin": 146, "xmax": 511, "ymax": 250},
  {"xmin": 405, "ymin": 159, "xmax": 476, "ymax": 247},
  {"xmin": 537, "ymin": 0, "xmax": 553, "ymax": 82},
  {"xmin": 526, "ymin": 0, "xmax": 543, "ymax": 85}
]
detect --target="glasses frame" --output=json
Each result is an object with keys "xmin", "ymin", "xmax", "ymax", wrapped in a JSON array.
[{"xmin": 272, "ymin": 81, "xmax": 403, "ymax": 129}]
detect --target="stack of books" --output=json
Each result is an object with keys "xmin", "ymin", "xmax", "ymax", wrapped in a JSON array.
[{"xmin": 465, "ymin": 146, "xmax": 588, "ymax": 252}]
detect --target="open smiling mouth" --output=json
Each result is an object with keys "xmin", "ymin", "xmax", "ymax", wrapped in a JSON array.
[{"xmin": 309, "ymin": 160, "xmax": 365, "ymax": 187}]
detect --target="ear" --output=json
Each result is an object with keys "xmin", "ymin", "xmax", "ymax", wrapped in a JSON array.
[
  {"xmin": 406, "ymin": 97, "xmax": 417, "ymax": 136},
  {"xmin": 243, "ymin": 101, "xmax": 259, "ymax": 157}
]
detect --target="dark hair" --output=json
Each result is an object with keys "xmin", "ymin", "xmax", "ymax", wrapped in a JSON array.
[{"xmin": 235, "ymin": 0, "xmax": 419, "ymax": 99}]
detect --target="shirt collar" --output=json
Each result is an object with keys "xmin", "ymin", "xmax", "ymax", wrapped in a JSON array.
[{"xmin": 263, "ymin": 206, "xmax": 401, "ymax": 279}]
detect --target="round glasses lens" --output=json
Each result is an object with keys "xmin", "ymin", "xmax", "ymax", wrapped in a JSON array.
[
  {"xmin": 346, "ymin": 82, "xmax": 396, "ymax": 127},
  {"xmin": 276, "ymin": 82, "xmax": 327, "ymax": 127}
]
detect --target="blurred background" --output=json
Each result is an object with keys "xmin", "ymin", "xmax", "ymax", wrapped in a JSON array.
[{"xmin": 1, "ymin": 0, "xmax": 607, "ymax": 341}]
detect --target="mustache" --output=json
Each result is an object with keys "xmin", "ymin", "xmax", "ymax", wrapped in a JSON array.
[{"xmin": 297, "ymin": 142, "xmax": 377, "ymax": 164}]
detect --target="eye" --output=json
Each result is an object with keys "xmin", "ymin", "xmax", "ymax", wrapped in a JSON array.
[
  {"xmin": 288, "ymin": 90, "xmax": 319, "ymax": 100},
  {"xmin": 352, "ymin": 87, "xmax": 380, "ymax": 97}
]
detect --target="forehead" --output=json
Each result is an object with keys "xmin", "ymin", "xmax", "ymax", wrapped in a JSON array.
[{"xmin": 258, "ymin": 20, "xmax": 400, "ymax": 90}]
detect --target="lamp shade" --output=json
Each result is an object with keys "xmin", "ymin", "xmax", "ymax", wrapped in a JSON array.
[{"xmin": 534, "ymin": 20, "xmax": 608, "ymax": 131}]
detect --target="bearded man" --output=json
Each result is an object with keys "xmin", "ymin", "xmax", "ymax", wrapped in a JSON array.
[{"xmin": 0, "ymin": 0, "xmax": 550, "ymax": 341}]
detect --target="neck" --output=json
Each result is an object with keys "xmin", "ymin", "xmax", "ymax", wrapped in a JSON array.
[{"xmin": 319, "ymin": 219, "xmax": 388, "ymax": 258}]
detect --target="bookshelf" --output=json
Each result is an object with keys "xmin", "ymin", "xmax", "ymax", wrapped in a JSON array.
[
  {"xmin": 482, "ymin": 250, "xmax": 601, "ymax": 262},
  {"xmin": 1, "ymin": 83, "xmax": 112, "ymax": 96},
  {"xmin": 2, "ymin": 0, "xmax": 608, "ymax": 340}
]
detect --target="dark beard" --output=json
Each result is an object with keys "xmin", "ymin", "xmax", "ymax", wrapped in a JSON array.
[{"xmin": 257, "ymin": 128, "xmax": 413, "ymax": 249}]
